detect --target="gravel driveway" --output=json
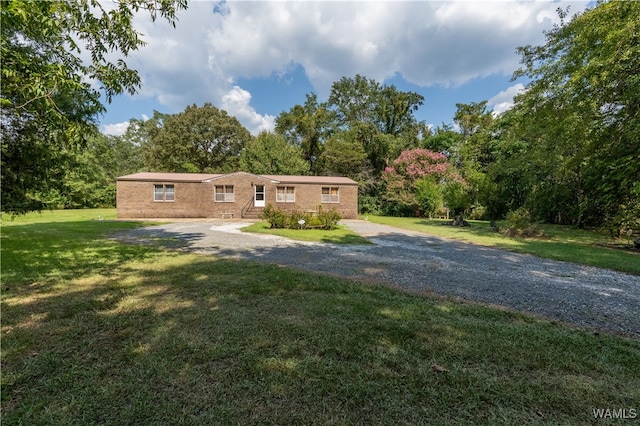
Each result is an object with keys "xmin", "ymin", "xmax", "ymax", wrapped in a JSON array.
[{"xmin": 120, "ymin": 220, "xmax": 640, "ymax": 337}]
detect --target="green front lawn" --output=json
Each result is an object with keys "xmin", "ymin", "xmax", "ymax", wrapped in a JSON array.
[
  {"xmin": 241, "ymin": 221, "xmax": 371, "ymax": 244},
  {"xmin": 2, "ymin": 209, "xmax": 638, "ymax": 425}
]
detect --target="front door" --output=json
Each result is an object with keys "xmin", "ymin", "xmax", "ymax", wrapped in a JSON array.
[{"xmin": 254, "ymin": 184, "xmax": 265, "ymax": 207}]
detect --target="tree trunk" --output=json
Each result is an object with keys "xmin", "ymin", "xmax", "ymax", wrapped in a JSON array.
[{"xmin": 451, "ymin": 214, "xmax": 470, "ymax": 227}]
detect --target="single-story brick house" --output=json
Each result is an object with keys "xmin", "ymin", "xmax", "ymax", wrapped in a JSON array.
[{"xmin": 116, "ymin": 172, "xmax": 359, "ymax": 219}]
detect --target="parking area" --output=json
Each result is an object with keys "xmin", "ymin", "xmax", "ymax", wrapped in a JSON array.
[{"xmin": 119, "ymin": 220, "xmax": 640, "ymax": 337}]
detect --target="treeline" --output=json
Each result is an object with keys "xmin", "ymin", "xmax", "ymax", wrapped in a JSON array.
[{"xmin": 3, "ymin": 1, "xmax": 638, "ymax": 234}]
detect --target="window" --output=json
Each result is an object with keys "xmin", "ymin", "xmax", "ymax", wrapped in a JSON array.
[
  {"xmin": 214, "ymin": 185, "xmax": 234, "ymax": 202},
  {"xmin": 276, "ymin": 186, "xmax": 295, "ymax": 202},
  {"xmin": 154, "ymin": 184, "xmax": 175, "ymax": 202},
  {"xmin": 321, "ymin": 187, "xmax": 339, "ymax": 203}
]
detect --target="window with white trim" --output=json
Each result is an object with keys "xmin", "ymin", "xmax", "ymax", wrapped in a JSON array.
[
  {"xmin": 276, "ymin": 186, "xmax": 295, "ymax": 202},
  {"xmin": 321, "ymin": 187, "xmax": 339, "ymax": 203},
  {"xmin": 214, "ymin": 185, "xmax": 235, "ymax": 202},
  {"xmin": 154, "ymin": 184, "xmax": 175, "ymax": 202}
]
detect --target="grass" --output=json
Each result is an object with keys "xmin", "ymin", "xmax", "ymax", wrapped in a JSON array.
[
  {"xmin": 2, "ymin": 209, "xmax": 639, "ymax": 425},
  {"xmin": 1, "ymin": 207, "xmax": 117, "ymax": 224},
  {"xmin": 241, "ymin": 221, "xmax": 372, "ymax": 244},
  {"xmin": 365, "ymin": 216, "xmax": 640, "ymax": 275}
]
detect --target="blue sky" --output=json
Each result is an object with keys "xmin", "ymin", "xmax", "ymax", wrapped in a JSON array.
[{"xmin": 99, "ymin": 0, "xmax": 591, "ymax": 136}]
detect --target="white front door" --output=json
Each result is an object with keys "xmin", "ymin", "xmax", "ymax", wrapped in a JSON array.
[{"xmin": 254, "ymin": 185, "xmax": 265, "ymax": 207}]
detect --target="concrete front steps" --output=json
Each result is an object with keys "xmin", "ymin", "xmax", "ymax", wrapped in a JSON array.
[{"xmin": 242, "ymin": 206, "xmax": 264, "ymax": 219}]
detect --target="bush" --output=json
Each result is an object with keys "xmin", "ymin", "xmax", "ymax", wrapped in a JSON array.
[
  {"xmin": 287, "ymin": 209, "xmax": 313, "ymax": 229},
  {"xmin": 442, "ymin": 181, "xmax": 471, "ymax": 216},
  {"xmin": 260, "ymin": 204, "xmax": 287, "ymax": 228},
  {"xmin": 415, "ymin": 178, "xmax": 443, "ymax": 218},
  {"xmin": 317, "ymin": 206, "xmax": 342, "ymax": 230},
  {"xmin": 260, "ymin": 204, "xmax": 342, "ymax": 230},
  {"xmin": 502, "ymin": 208, "xmax": 543, "ymax": 238},
  {"xmin": 358, "ymin": 195, "xmax": 381, "ymax": 215}
]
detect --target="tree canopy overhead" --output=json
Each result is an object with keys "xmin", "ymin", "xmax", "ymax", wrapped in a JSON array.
[
  {"xmin": 2, "ymin": 0, "xmax": 187, "ymax": 114},
  {"xmin": 1, "ymin": 0, "xmax": 187, "ymax": 213}
]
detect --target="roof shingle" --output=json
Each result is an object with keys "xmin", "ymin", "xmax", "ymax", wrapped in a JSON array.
[
  {"xmin": 117, "ymin": 172, "xmax": 357, "ymax": 185},
  {"xmin": 117, "ymin": 172, "xmax": 221, "ymax": 182}
]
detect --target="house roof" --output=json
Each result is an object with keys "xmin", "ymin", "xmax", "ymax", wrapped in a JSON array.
[
  {"xmin": 117, "ymin": 172, "xmax": 222, "ymax": 182},
  {"xmin": 117, "ymin": 172, "xmax": 358, "ymax": 185},
  {"xmin": 263, "ymin": 175, "xmax": 358, "ymax": 185},
  {"xmin": 207, "ymin": 171, "xmax": 279, "ymax": 183}
]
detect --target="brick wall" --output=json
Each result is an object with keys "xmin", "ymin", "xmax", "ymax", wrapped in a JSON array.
[
  {"xmin": 117, "ymin": 174, "xmax": 359, "ymax": 219},
  {"xmin": 117, "ymin": 180, "xmax": 209, "ymax": 218},
  {"xmin": 268, "ymin": 183, "xmax": 358, "ymax": 219},
  {"xmin": 207, "ymin": 173, "xmax": 262, "ymax": 218}
]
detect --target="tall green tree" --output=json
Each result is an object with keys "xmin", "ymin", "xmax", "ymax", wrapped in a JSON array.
[
  {"xmin": 376, "ymin": 85, "xmax": 426, "ymax": 136},
  {"xmin": 240, "ymin": 132, "xmax": 309, "ymax": 175},
  {"xmin": 328, "ymin": 75, "xmax": 381, "ymax": 127},
  {"xmin": 275, "ymin": 75, "xmax": 425, "ymax": 180},
  {"xmin": 275, "ymin": 93, "xmax": 333, "ymax": 174},
  {"xmin": 318, "ymin": 129, "xmax": 369, "ymax": 180},
  {"xmin": 327, "ymin": 75, "xmax": 425, "ymax": 177},
  {"xmin": 34, "ymin": 133, "xmax": 142, "ymax": 209},
  {"xmin": 509, "ymin": 0, "xmax": 640, "ymax": 228},
  {"xmin": 421, "ymin": 124, "xmax": 462, "ymax": 154},
  {"xmin": 144, "ymin": 103, "xmax": 251, "ymax": 173},
  {"xmin": 328, "ymin": 75, "xmax": 424, "ymax": 135},
  {"xmin": 127, "ymin": 110, "xmax": 170, "ymax": 170},
  {"xmin": 447, "ymin": 102, "xmax": 497, "ymax": 220},
  {"xmin": 1, "ymin": 0, "xmax": 187, "ymax": 213},
  {"xmin": 452, "ymin": 101, "xmax": 495, "ymax": 170}
]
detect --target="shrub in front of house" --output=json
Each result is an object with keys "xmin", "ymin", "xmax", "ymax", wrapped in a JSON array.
[
  {"xmin": 260, "ymin": 204, "xmax": 287, "ymax": 229},
  {"xmin": 260, "ymin": 204, "xmax": 342, "ymax": 230},
  {"xmin": 316, "ymin": 205, "xmax": 342, "ymax": 230},
  {"xmin": 287, "ymin": 209, "xmax": 313, "ymax": 229}
]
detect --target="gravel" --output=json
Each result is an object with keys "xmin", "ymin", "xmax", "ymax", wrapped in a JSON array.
[{"xmin": 119, "ymin": 220, "xmax": 640, "ymax": 337}]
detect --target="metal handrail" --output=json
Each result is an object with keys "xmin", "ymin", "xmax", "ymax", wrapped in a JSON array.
[{"xmin": 241, "ymin": 196, "xmax": 254, "ymax": 218}]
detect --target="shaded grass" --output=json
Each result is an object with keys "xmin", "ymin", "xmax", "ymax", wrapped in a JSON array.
[
  {"xmin": 365, "ymin": 216, "xmax": 640, "ymax": 275},
  {"xmin": 2, "ymin": 210, "xmax": 639, "ymax": 425},
  {"xmin": 1, "ymin": 211, "xmax": 152, "ymax": 286},
  {"xmin": 242, "ymin": 221, "xmax": 372, "ymax": 245},
  {"xmin": 1, "ymin": 208, "xmax": 117, "ymax": 224}
]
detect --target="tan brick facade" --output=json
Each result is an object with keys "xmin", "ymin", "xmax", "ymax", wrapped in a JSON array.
[{"xmin": 116, "ymin": 172, "xmax": 358, "ymax": 219}]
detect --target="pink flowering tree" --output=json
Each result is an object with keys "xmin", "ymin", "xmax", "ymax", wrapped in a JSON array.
[
  {"xmin": 386, "ymin": 149, "xmax": 450, "ymax": 179},
  {"xmin": 381, "ymin": 148, "xmax": 466, "ymax": 217}
]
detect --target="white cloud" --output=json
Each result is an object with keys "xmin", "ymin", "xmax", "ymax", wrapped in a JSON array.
[
  {"xmin": 101, "ymin": 121, "xmax": 130, "ymax": 136},
  {"xmin": 203, "ymin": 1, "xmax": 587, "ymax": 91},
  {"xmin": 127, "ymin": 2, "xmax": 222, "ymax": 106},
  {"xmin": 117, "ymin": 1, "xmax": 589, "ymax": 129},
  {"xmin": 488, "ymin": 83, "xmax": 526, "ymax": 116},
  {"xmin": 221, "ymin": 86, "xmax": 276, "ymax": 135}
]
